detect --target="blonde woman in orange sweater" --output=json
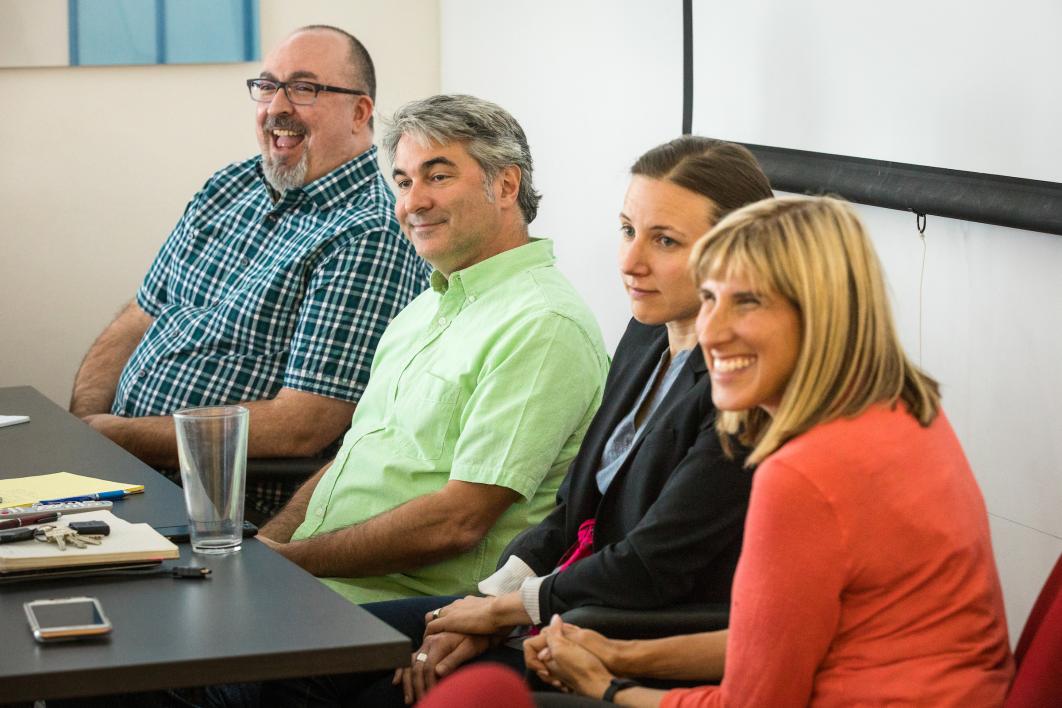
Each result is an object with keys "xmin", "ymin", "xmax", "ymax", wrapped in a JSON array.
[{"xmin": 516, "ymin": 196, "xmax": 1014, "ymax": 707}]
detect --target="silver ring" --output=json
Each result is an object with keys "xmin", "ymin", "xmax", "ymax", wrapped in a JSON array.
[
  {"xmin": 415, "ymin": 652, "xmax": 429, "ymax": 663},
  {"xmin": 432, "ymin": 608, "xmax": 442, "ymax": 619}
]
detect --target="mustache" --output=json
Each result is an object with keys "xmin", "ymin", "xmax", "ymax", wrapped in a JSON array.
[
  {"xmin": 405, "ymin": 212, "xmax": 446, "ymax": 226},
  {"xmin": 264, "ymin": 115, "xmax": 307, "ymax": 134}
]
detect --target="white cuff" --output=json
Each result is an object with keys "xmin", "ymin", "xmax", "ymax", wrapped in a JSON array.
[
  {"xmin": 478, "ymin": 555, "xmax": 536, "ymax": 596},
  {"xmin": 519, "ymin": 575, "xmax": 549, "ymax": 625}
]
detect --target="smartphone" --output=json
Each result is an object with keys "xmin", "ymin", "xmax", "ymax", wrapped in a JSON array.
[
  {"xmin": 24, "ymin": 597, "xmax": 112, "ymax": 642},
  {"xmin": 154, "ymin": 520, "xmax": 258, "ymax": 544}
]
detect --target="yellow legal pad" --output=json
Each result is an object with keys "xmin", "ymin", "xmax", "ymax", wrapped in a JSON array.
[{"xmin": 0, "ymin": 472, "xmax": 144, "ymax": 509}]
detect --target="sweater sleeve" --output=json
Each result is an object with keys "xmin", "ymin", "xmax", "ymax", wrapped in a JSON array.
[{"xmin": 662, "ymin": 458, "xmax": 848, "ymax": 708}]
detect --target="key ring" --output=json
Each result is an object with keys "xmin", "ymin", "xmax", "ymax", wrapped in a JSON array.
[{"xmin": 34, "ymin": 525, "xmax": 57, "ymax": 542}]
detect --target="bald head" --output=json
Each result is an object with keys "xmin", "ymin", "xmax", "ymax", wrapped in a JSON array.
[
  {"xmin": 293, "ymin": 25, "xmax": 376, "ymax": 103},
  {"xmin": 255, "ymin": 27, "xmax": 376, "ymax": 191}
]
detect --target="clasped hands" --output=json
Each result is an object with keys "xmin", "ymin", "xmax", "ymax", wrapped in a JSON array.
[
  {"xmin": 393, "ymin": 594, "xmax": 624, "ymax": 704},
  {"xmin": 392, "ymin": 595, "xmax": 508, "ymax": 705},
  {"xmin": 525, "ymin": 615, "xmax": 624, "ymax": 698}
]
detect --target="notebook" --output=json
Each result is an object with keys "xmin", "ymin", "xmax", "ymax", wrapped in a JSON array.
[
  {"xmin": 0, "ymin": 472, "xmax": 144, "ymax": 509},
  {"xmin": 0, "ymin": 510, "xmax": 179, "ymax": 574}
]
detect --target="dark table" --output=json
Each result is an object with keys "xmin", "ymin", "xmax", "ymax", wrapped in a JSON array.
[{"xmin": 0, "ymin": 386, "xmax": 410, "ymax": 703}]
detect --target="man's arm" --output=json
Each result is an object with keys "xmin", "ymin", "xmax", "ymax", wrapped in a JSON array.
[
  {"xmin": 259, "ymin": 461, "xmax": 331, "ymax": 542},
  {"xmin": 69, "ymin": 301, "xmax": 153, "ymax": 417},
  {"xmin": 85, "ymin": 388, "xmax": 356, "ymax": 470},
  {"xmin": 265, "ymin": 480, "xmax": 521, "ymax": 578}
]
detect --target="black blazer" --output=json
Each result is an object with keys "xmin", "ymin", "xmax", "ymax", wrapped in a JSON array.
[{"xmin": 500, "ymin": 319, "xmax": 753, "ymax": 619}]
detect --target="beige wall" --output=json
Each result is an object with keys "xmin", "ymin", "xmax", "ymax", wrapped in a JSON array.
[
  {"xmin": 0, "ymin": 0, "xmax": 68, "ymax": 68},
  {"xmin": 0, "ymin": 0, "xmax": 439, "ymax": 406}
]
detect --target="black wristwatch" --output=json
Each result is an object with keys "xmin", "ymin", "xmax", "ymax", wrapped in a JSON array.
[{"xmin": 602, "ymin": 677, "xmax": 641, "ymax": 703}]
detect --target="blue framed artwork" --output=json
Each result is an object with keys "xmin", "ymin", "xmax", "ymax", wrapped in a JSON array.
[{"xmin": 67, "ymin": 0, "xmax": 259, "ymax": 66}]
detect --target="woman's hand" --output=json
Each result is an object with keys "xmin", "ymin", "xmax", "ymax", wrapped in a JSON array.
[
  {"xmin": 539, "ymin": 614, "xmax": 616, "ymax": 698},
  {"xmin": 555, "ymin": 623, "xmax": 627, "ymax": 672},
  {"xmin": 424, "ymin": 593, "xmax": 530, "ymax": 636},
  {"xmin": 524, "ymin": 620, "xmax": 627, "ymax": 679},
  {"xmin": 524, "ymin": 630, "xmax": 567, "ymax": 691},
  {"xmin": 392, "ymin": 631, "xmax": 492, "ymax": 705}
]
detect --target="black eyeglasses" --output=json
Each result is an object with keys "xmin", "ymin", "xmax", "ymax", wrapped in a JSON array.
[{"xmin": 246, "ymin": 79, "xmax": 367, "ymax": 106}]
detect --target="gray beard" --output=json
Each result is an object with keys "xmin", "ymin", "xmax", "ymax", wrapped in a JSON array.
[{"xmin": 262, "ymin": 149, "xmax": 309, "ymax": 193}]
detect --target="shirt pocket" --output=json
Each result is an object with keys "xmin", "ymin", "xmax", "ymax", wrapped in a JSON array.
[{"xmin": 394, "ymin": 372, "xmax": 462, "ymax": 461}]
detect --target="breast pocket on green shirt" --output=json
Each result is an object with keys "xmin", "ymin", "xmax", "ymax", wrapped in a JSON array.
[{"xmin": 395, "ymin": 372, "xmax": 463, "ymax": 461}]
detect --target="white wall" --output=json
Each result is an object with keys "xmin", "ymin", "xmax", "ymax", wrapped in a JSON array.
[
  {"xmin": 440, "ymin": 0, "xmax": 685, "ymax": 352},
  {"xmin": 0, "ymin": 0, "xmax": 440, "ymax": 405},
  {"xmin": 439, "ymin": 0, "xmax": 1062, "ymax": 642},
  {"xmin": 0, "ymin": 0, "xmax": 68, "ymax": 68}
]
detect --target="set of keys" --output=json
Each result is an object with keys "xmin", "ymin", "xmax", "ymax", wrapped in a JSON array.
[
  {"xmin": 35, "ymin": 524, "xmax": 106, "ymax": 551},
  {"xmin": 0, "ymin": 519, "xmax": 111, "ymax": 549}
]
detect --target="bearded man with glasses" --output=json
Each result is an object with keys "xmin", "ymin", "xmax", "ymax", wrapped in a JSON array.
[{"xmin": 69, "ymin": 26, "xmax": 430, "ymax": 521}]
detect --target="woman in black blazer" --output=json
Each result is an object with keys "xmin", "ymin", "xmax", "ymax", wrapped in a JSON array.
[{"xmin": 259, "ymin": 137, "xmax": 774, "ymax": 707}]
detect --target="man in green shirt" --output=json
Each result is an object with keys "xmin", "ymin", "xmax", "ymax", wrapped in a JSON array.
[{"xmin": 260, "ymin": 95, "xmax": 609, "ymax": 605}]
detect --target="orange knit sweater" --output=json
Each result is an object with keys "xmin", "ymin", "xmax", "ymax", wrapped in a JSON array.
[{"xmin": 663, "ymin": 404, "xmax": 1013, "ymax": 707}]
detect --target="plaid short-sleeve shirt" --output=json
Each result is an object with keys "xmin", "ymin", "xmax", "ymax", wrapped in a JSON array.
[{"xmin": 113, "ymin": 146, "xmax": 430, "ymax": 417}]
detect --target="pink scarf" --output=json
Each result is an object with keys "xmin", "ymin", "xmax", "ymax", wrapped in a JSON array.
[
  {"xmin": 528, "ymin": 518, "xmax": 596, "ymax": 633},
  {"xmin": 554, "ymin": 518, "xmax": 596, "ymax": 573}
]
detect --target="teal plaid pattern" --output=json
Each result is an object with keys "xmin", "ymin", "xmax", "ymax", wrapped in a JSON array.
[{"xmin": 114, "ymin": 146, "xmax": 430, "ymax": 418}]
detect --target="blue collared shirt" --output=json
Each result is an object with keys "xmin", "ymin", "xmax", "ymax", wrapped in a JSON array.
[{"xmin": 595, "ymin": 348, "xmax": 693, "ymax": 493}]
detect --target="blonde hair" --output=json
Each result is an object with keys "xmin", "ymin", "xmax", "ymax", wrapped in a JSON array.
[{"xmin": 690, "ymin": 195, "xmax": 940, "ymax": 465}]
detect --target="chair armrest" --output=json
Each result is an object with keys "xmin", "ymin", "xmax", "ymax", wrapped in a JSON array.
[
  {"xmin": 245, "ymin": 433, "xmax": 344, "ymax": 481},
  {"xmin": 559, "ymin": 603, "xmax": 729, "ymax": 639}
]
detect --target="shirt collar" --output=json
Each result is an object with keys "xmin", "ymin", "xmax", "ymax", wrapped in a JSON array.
[
  {"xmin": 431, "ymin": 238, "xmax": 556, "ymax": 298},
  {"xmin": 254, "ymin": 145, "xmax": 384, "ymax": 211}
]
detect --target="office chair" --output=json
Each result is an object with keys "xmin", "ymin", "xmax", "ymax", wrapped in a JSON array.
[
  {"xmin": 560, "ymin": 603, "xmax": 729, "ymax": 640},
  {"xmin": 245, "ymin": 435, "xmax": 344, "ymax": 481},
  {"xmin": 243, "ymin": 437, "xmax": 344, "ymax": 524},
  {"xmin": 245, "ymin": 455, "xmax": 331, "ymax": 480},
  {"xmin": 1005, "ymin": 550, "xmax": 1062, "ymax": 707}
]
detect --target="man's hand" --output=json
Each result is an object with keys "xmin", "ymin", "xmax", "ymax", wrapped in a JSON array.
[
  {"xmin": 392, "ymin": 631, "xmax": 492, "ymax": 705},
  {"xmin": 82, "ymin": 413, "xmax": 120, "ymax": 435},
  {"xmin": 256, "ymin": 536, "xmax": 309, "ymax": 565},
  {"xmin": 256, "ymin": 535, "xmax": 282, "ymax": 551},
  {"xmin": 424, "ymin": 593, "xmax": 530, "ymax": 636}
]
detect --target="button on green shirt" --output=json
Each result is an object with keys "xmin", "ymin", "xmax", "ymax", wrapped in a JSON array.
[{"xmin": 293, "ymin": 239, "xmax": 609, "ymax": 604}]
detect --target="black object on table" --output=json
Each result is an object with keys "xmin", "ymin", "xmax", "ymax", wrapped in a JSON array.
[{"xmin": 0, "ymin": 386, "xmax": 410, "ymax": 703}]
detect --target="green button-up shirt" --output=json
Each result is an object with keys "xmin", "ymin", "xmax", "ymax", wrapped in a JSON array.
[{"xmin": 293, "ymin": 239, "xmax": 609, "ymax": 604}]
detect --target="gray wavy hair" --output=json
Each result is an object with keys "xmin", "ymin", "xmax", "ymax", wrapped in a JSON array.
[{"xmin": 383, "ymin": 95, "xmax": 541, "ymax": 223}]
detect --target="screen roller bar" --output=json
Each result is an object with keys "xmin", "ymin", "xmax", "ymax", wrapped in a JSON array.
[{"xmin": 736, "ymin": 143, "xmax": 1062, "ymax": 237}]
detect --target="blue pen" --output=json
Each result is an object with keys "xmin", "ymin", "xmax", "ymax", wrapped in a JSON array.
[{"xmin": 38, "ymin": 490, "xmax": 135, "ymax": 504}]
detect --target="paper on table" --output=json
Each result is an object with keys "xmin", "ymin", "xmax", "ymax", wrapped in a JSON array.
[
  {"xmin": 0, "ymin": 472, "xmax": 144, "ymax": 509},
  {"xmin": 0, "ymin": 415, "xmax": 30, "ymax": 429}
]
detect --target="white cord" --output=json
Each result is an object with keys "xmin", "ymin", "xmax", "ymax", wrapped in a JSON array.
[{"xmin": 916, "ymin": 214, "xmax": 927, "ymax": 366}]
